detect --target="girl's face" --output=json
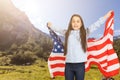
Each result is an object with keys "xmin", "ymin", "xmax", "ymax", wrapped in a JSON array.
[{"xmin": 71, "ymin": 16, "xmax": 82, "ymax": 30}]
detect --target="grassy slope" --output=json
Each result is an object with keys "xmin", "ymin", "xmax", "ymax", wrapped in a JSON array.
[{"xmin": 0, "ymin": 60, "xmax": 119, "ymax": 80}]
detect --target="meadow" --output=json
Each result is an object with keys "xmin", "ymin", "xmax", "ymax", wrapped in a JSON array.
[{"xmin": 0, "ymin": 59, "xmax": 119, "ymax": 80}]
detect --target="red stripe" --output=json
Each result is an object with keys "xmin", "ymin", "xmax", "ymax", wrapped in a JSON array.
[
  {"xmin": 100, "ymin": 60, "xmax": 107, "ymax": 65},
  {"xmin": 105, "ymin": 69, "xmax": 120, "ymax": 77},
  {"xmin": 108, "ymin": 58, "xmax": 119, "ymax": 66},
  {"xmin": 48, "ymin": 56, "xmax": 65, "ymax": 61},
  {"xmin": 50, "ymin": 63, "xmax": 65, "ymax": 68},
  {"xmin": 104, "ymin": 28, "xmax": 113, "ymax": 37},
  {"xmin": 53, "ymin": 72, "xmax": 64, "ymax": 76}
]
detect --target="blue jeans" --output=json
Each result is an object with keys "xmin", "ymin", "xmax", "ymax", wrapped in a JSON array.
[{"xmin": 65, "ymin": 63, "xmax": 85, "ymax": 80}]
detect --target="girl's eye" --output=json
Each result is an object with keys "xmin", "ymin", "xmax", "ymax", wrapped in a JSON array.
[{"xmin": 72, "ymin": 20, "xmax": 75, "ymax": 23}]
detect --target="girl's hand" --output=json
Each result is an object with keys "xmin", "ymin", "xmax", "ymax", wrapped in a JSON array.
[
  {"xmin": 47, "ymin": 22, "xmax": 52, "ymax": 28},
  {"xmin": 104, "ymin": 10, "xmax": 113, "ymax": 19}
]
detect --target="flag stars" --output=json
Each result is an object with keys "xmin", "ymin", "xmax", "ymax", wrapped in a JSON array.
[
  {"xmin": 57, "ymin": 45, "xmax": 61, "ymax": 48},
  {"xmin": 50, "ymin": 29, "xmax": 64, "ymax": 53},
  {"xmin": 61, "ymin": 49, "xmax": 64, "ymax": 52},
  {"xmin": 54, "ymin": 49, "xmax": 57, "ymax": 52},
  {"xmin": 54, "ymin": 42, "xmax": 57, "ymax": 45}
]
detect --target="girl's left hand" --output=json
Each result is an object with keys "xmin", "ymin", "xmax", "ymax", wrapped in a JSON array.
[{"xmin": 104, "ymin": 10, "xmax": 113, "ymax": 19}]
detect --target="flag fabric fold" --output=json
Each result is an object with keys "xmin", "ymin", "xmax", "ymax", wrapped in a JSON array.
[
  {"xmin": 85, "ymin": 11, "xmax": 120, "ymax": 77},
  {"xmin": 47, "ymin": 11, "xmax": 120, "ymax": 78}
]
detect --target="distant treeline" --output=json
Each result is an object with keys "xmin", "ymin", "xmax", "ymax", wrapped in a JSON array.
[
  {"xmin": 0, "ymin": 38, "xmax": 119, "ymax": 66},
  {"xmin": 0, "ymin": 37, "xmax": 53, "ymax": 66}
]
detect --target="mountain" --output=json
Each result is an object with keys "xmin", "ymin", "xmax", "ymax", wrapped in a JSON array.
[{"xmin": 0, "ymin": 0, "xmax": 50, "ymax": 50}]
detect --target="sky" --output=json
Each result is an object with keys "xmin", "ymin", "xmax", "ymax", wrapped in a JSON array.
[{"xmin": 11, "ymin": 0, "xmax": 120, "ymax": 38}]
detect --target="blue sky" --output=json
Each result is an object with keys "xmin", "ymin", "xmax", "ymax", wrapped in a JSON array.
[{"xmin": 12, "ymin": 0, "xmax": 120, "ymax": 38}]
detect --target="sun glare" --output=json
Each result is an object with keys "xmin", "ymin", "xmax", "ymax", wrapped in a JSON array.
[
  {"xmin": 23, "ymin": 0, "xmax": 38, "ymax": 15},
  {"xmin": 12, "ymin": 0, "xmax": 39, "ymax": 16},
  {"xmin": 23, "ymin": 1, "xmax": 38, "ymax": 15}
]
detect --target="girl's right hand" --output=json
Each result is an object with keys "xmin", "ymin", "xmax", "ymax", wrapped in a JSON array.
[{"xmin": 47, "ymin": 22, "xmax": 52, "ymax": 28}]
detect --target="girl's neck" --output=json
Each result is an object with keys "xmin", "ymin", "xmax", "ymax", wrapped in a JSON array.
[{"xmin": 71, "ymin": 29, "xmax": 80, "ymax": 31}]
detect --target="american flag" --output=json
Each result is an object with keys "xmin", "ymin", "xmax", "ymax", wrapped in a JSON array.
[
  {"xmin": 48, "ymin": 27, "xmax": 65, "ymax": 78},
  {"xmin": 48, "ymin": 11, "xmax": 120, "ymax": 78},
  {"xmin": 85, "ymin": 11, "xmax": 120, "ymax": 77}
]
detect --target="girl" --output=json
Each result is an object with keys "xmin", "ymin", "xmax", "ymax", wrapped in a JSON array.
[{"xmin": 47, "ymin": 10, "xmax": 112, "ymax": 80}]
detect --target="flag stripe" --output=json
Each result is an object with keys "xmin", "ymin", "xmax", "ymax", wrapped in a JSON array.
[
  {"xmin": 53, "ymin": 72, "xmax": 64, "ymax": 76},
  {"xmin": 87, "ymin": 39, "xmax": 111, "ymax": 51},
  {"xmin": 48, "ymin": 56, "xmax": 65, "ymax": 61},
  {"xmin": 50, "ymin": 63, "xmax": 65, "ymax": 68},
  {"xmin": 87, "ymin": 49, "xmax": 116, "ymax": 59},
  {"xmin": 88, "ymin": 33, "xmax": 113, "ymax": 47}
]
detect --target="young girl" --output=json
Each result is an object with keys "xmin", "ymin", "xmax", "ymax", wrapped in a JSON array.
[{"xmin": 47, "ymin": 10, "xmax": 112, "ymax": 80}]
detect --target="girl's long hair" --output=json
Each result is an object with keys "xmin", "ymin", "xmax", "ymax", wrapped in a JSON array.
[{"xmin": 64, "ymin": 14, "xmax": 87, "ymax": 55}]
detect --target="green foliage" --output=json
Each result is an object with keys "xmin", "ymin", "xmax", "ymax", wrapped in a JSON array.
[
  {"xmin": 0, "ymin": 56, "xmax": 11, "ymax": 66},
  {"xmin": 114, "ymin": 39, "xmax": 120, "ymax": 60},
  {"xmin": 11, "ymin": 51, "xmax": 37, "ymax": 65},
  {"xmin": 5, "ymin": 36, "xmax": 52, "ymax": 65},
  {"xmin": 0, "ymin": 51, "xmax": 8, "ymax": 56}
]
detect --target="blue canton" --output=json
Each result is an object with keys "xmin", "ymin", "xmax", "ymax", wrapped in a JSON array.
[{"xmin": 49, "ymin": 28, "xmax": 64, "ymax": 53}]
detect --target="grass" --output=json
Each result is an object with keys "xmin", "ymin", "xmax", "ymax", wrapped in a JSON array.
[{"xmin": 0, "ymin": 59, "xmax": 119, "ymax": 80}]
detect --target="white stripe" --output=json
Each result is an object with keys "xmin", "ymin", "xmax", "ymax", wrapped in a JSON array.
[
  {"xmin": 107, "ymin": 63, "xmax": 120, "ymax": 72},
  {"xmin": 111, "ymin": 23, "xmax": 114, "ymax": 30},
  {"xmin": 101, "ymin": 63, "xmax": 107, "ymax": 67},
  {"xmin": 51, "ymin": 67, "xmax": 65, "ymax": 73},
  {"xmin": 48, "ymin": 60, "xmax": 65, "ymax": 65},
  {"xmin": 50, "ymin": 52, "xmax": 64, "ymax": 56},
  {"xmin": 107, "ymin": 18, "xmax": 113, "ymax": 29},
  {"xmin": 109, "ymin": 24, "xmax": 114, "ymax": 42},
  {"xmin": 48, "ymin": 60, "xmax": 53, "ymax": 77},
  {"xmin": 107, "ymin": 53, "xmax": 118, "ymax": 61}
]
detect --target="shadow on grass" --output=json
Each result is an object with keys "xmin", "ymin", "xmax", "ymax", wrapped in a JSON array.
[{"xmin": 90, "ymin": 66, "xmax": 98, "ymax": 70}]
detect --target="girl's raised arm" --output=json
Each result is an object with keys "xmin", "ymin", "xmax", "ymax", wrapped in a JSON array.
[
  {"xmin": 47, "ymin": 22, "xmax": 66, "ymax": 36},
  {"xmin": 87, "ymin": 10, "xmax": 113, "ymax": 34}
]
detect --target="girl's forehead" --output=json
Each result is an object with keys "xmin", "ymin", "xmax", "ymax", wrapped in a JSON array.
[
  {"xmin": 73, "ymin": 16, "xmax": 80, "ymax": 18},
  {"xmin": 72, "ymin": 16, "xmax": 81, "ymax": 20}
]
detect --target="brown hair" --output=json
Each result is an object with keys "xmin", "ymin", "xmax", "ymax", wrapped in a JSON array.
[{"xmin": 64, "ymin": 14, "xmax": 87, "ymax": 55}]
